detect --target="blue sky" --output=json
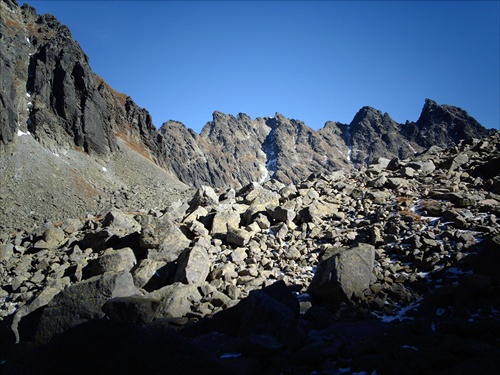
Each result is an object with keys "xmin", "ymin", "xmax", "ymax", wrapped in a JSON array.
[{"xmin": 22, "ymin": 1, "xmax": 499, "ymax": 132}]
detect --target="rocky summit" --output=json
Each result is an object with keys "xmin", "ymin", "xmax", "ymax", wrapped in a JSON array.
[{"xmin": 1, "ymin": 1, "xmax": 499, "ymax": 374}]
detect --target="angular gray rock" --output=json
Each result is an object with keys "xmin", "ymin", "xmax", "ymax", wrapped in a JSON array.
[
  {"xmin": 227, "ymin": 228, "xmax": 253, "ymax": 247},
  {"xmin": 102, "ymin": 210, "xmax": 142, "ymax": 237},
  {"xmin": 175, "ymin": 244, "xmax": 211, "ymax": 285},
  {"xmin": 35, "ymin": 271, "xmax": 138, "ymax": 343},
  {"xmin": 131, "ymin": 258, "xmax": 166, "ymax": 289},
  {"xmin": 149, "ymin": 282, "xmax": 202, "ymax": 318},
  {"xmin": 88, "ymin": 247, "xmax": 137, "ymax": 276},
  {"xmin": 308, "ymin": 243, "xmax": 375, "ymax": 310},
  {"xmin": 139, "ymin": 216, "xmax": 191, "ymax": 262}
]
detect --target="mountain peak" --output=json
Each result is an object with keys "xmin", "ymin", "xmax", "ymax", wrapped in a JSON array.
[{"xmin": 401, "ymin": 99, "xmax": 495, "ymax": 148}]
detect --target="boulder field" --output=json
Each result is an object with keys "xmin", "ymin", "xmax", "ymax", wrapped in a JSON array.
[{"xmin": 1, "ymin": 133, "xmax": 499, "ymax": 374}]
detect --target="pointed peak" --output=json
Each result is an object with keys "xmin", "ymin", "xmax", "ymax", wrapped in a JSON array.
[
  {"xmin": 274, "ymin": 112, "xmax": 286, "ymax": 121},
  {"xmin": 212, "ymin": 110, "xmax": 228, "ymax": 120},
  {"xmin": 351, "ymin": 106, "xmax": 383, "ymax": 124},
  {"xmin": 236, "ymin": 112, "xmax": 251, "ymax": 121},
  {"xmin": 359, "ymin": 106, "xmax": 382, "ymax": 115},
  {"xmin": 423, "ymin": 98, "xmax": 438, "ymax": 110}
]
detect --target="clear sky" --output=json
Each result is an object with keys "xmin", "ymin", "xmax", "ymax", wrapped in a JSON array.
[{"xmin": 21, "ymin": 1, "xmax": 499, "ymax": 132}]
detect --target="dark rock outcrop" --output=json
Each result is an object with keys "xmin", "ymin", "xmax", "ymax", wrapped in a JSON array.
[
  {"xmin": 347, "ymin": 106, "xmax": 422, "ymax": 166},
  {"xmin": 0, "ymin": 0, "xmax": 191, "ymax": 232},
  {"xmin": 0, "ymin": 0, "xmax": 166, "ymax": 161},
  {"xmin": 0, "ymin": 0, "xmax": 32, "ymax": 150},
  {"xmin": 159, "ymin": 103, "xmax": 494, "ymax": 189},
  {"xmin": 403, "ymin": 98, "xmax": 495, "ymax": 148}
]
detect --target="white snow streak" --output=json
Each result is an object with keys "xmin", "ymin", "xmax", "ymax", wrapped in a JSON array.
[
  {"xmin": 345, "ymin": 125, "xmax": 353, "ymax": 161},
  {"xmin": 17, "ymin": 130, "xmax": 30, "ymax": 136},
  {"xmin": 406, "ymin": 141, "xmax": 418, "ymax": 154},
  {"xmin": 372, "ymin": 297, "xmax": 423, "ymax": 323}
]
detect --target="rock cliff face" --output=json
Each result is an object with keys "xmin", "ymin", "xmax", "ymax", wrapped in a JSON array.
[
  {"xmin": 403, "ymin": 98, "xmax": 493, "ymax": 148},
  {"xmin": 0, "ymin": 0, "xmax": 30, "ymax": 149},
  {"xmin": 159, "ymin": 112, "xmax": 353, "ymax": 188},
  {"xmin": 345, "ymin": 106, "xmax": 422, "ymax": 166},
  {"xmin": 159, "ymin": 100, "xmax": 494, "ymax": 188},
  {"xmin": 1, "ymin": 1, "xmax": 170, "ymax": 163},
  {"xmin": 0, "ymin": 0, "xmax": 190, "ymax": 231}
]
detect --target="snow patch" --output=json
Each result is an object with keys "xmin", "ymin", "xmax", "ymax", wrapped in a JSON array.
[
  {"xmin": 257, "ymin": 150, "xmax": 269, "ymax": 183},
  {"xmin": 406, "ymin": 141, "xmax": 418, "ymax": 154},
  {"xmin": 336, "ymin": 368, "xmax": 352, "ymax": 374},
  {"xmin": 102, "ymin": 167, "xmax": 108, "ymax": 172},
  {"xmin": 372, "ymin": 297, "xmax": 422, "ymax": 322},
  {"xmin": 17, "ymin": 130, "xmax": 30, "ymax": 136},
  {"xmin": 345, "ymin": 125, "xmax": 353, "ymax": 161},
  {"xmin": 258, "ymin": 163, "xmax": 269, "ymax": 183},
  {"xmin": 53, "ymin": 153, "xmax": 60, "ymax": 158}
]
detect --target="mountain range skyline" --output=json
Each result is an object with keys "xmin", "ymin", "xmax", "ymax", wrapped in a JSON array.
[{"xmin": 20, "ymin": 0, "xmax": 500, "ymax": 132}]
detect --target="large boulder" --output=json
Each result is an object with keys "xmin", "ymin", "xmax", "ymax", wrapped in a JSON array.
[
  {"xmin": 139, "ymin": 216, "xmax": 191, "ymax": 262},
  {"xmin": 10, "ymin": 282, "xmax": 68, "ymax": 343},
  {"xmin": 35, "ymin": 271, "xmax": 138, "ymax": 343},
  {"xmin": 307, "ymin": 243, "xmax": 375, "ymax": 311},
  {"xmin": 102, "ymin": 295, "xmax": 160, "ymax": 324},
  {"xmin": 210, "ymin": 206, "xmax": 241, "ymax": 238},
  {"xmin": 466, "ymin": 235, "xmax": 500, "ymax": 284},
  {"xmin": 33, "ymin": 227, "xmax": 67, "ymax": 250},
  {"xmin": 149, "ymin": 282, "xmax": 202, "ymax": 318},
  {"xmin": 102, "ymin": 210, "xmax": 142, "ymax": 237},
  {"xmin": 183, "ymin": 281, "xmax": 302, "ymax": 350},
  {"xmin": 189, "ymin": 185, "xmax": 219, "ymax": 208},
  {"xmin": 227, "ymin": 227, "xmax": 253, "ymax": 247},
  {"xmin": 242, "ymin": 187, "xmax": 280, "ymax": 222},
  {"xmin": 175, "ymin": 244, "xmax": 211, "ymax": 285},
  {"xmin": 88, "ymin": 247, "xmax": 137, "ymax": 277}
]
